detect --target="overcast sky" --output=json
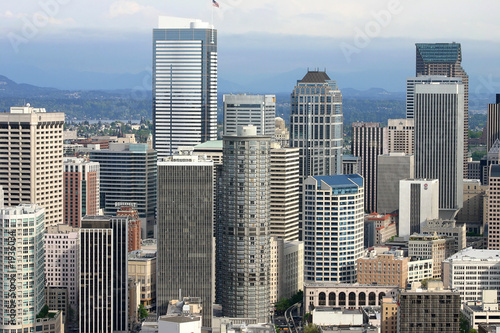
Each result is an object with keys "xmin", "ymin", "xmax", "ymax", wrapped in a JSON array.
[{"xmin": 0, "ymin": 0, "xmax": 499, "ymax": 94}]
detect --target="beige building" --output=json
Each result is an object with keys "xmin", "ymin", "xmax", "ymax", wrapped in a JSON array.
[
  {"xmin": 0, "ymin": 105, "xmax": 64, "ymax": 227},
  {"xmin": 456, "ymin": 179, "xmax": 486, "ymax": 234},
  {"xmin": 357, "ymin": 251, "xmax": 409, "ymax": 288},
  {"xmin": 270, "ymin": 144, "xmax": 300, "ymax": 241},
  {"xmin": 128, "ymin": 249, "xmax": 157, "ymax": 310},
  {"xmin": 408, "ymin": 234, "xmax": 454, "ymax": 278},
  {"xmin": 364, "ymin": 213, "xmax": 397, "ymax": 247},
  {"xmin": 387, "ymin": 118, "xmax": 414, "ymax": 154},
  {"xmin": 487, "ymin": 165, "xmax": 500, "ymax": 249},
  {"xmin": 381, "ymin": 297, "xmax": 398, "ymax": 333},
  {"xmin": 274, "ymin": 117, "xmax": 290, "ymax": 148},
  {"xmin": 421, "ymin": 219, "xmax": 466, "ymax": 253}
]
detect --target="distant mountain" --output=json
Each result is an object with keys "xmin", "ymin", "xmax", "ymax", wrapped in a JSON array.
[
  {"xmin": 342, "ymin": 87, "xmax": 406, "ymax": 101},
  {"xmin": 0, "ymin": 75, "xmax": 61, "ymax": 98}
]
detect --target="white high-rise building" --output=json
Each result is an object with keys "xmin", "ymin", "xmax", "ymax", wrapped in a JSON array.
[
  {"xmin": 45, "ymin": 224, "xmax": 81, "ymax": 316},
  {"xmin": 153, "ymin": 17, "xmax": 217, "ymax": 158},
  {"xmin": 443, "ymin": 248, "xmax": 500, "ymax": 304},
  {"xmin": 0, "ymin": 204, "xmax": 45, "ymax": 331},
  {"xmin": 303, "ymin": 174, "xmax": 364, "ymax": 283},
  {"xmin": 223, "ymin": 94, "xmax": 276, "ymax": 136},
  {"xmin": 0, "ymin": 105, "xmax": 64, "ymax": 227},
  {"xmin": 413, "ymin": 79, "xmax": 464, "ymax": 211},
  {"xmin": 399, "ymin": 179, "xmax": 439, "ymax": 239}
]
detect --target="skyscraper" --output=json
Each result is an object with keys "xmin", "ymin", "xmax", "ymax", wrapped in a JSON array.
[
  {"xmin": 0, "ymin": 105, "xmax": 64, "ymax": 227},
  {"xmin": 153, "ymin": 17, "xmax": 217, "ymax": 158},
  {"xmin": 487, "ymin": 94, "xmax": 500, "ymax": 152},
  {"xmin": 415, "ymin": 43, "xmax": 469, "ymax": 177},
  {"xmin": 386, "ymin": 118, "xmax": 414, "ymax": 154},
  {"xmin": 413, "ymin": 80, "xmax": 464, "ymax": 210},
  {"xmin": 89, "ymin": 143, "xmax": 157, "ymax": 238},
  {"xmin": 157, "ymin": 154, "xmax": 214, "ymax": 327},
  {"xmin": 80, "ymin": 215, "xmax": 129, "ymax": 333},
  {"xmin": 290, "ymin": 70, "xmax": 343, "ymax": 177},
  {"xmin": 218, "ymin": 125, "xmax": 271, "ymax": 322},
  {"xmin": 303, "ymin": 174, "xmax": 364, "ymax": 283},
  {"xmin": 63, "ymin": 157, "xmax": 100, "ymax": 227},
  {"xmin": 223, "ymin": 94, "xmax": 276, "ymax": 136},
  {"xmin": 351, "ymin": 122, "xmax": 387, "ymax": 213},
  {"xmin": 487, "ymin": 164, "xmax": 500, "ymax": 250},
  {"xmin": 0, "ymin": 204, "xmax": 45, "ymax": 331}
]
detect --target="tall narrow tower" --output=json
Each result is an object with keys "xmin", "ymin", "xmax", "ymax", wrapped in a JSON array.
[
  {"xmin": 153, "ymin": 17, "xmax": 217, "ymax": 158},
  {"xmin": 218, "ymin": 125, "xmax": 271, "ymax": 322},
  {"xmin": 290, "ymin": 70, "xmax": 343, "ymax": 177},
  {"xmin": 416, "ymin": 43, "xmax": 469, "ymax": 178}
]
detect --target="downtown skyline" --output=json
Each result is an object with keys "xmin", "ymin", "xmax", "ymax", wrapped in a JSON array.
[{"xmin": 0, "ymin": 1, "xmax": 498, "ymax": 93}]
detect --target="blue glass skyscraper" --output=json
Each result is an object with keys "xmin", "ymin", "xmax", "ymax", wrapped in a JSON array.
[{"xmin": 153, "ymin": 17, "xmax": 218, "ymax": 158}]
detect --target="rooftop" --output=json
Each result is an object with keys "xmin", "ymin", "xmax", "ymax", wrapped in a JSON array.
[
  {"xmin": 194, "ymin": 140, "xmax": 223, "ymax": 149},
  {"xmin": 416, "ymin": 42, "xmax": 461, "ymax": 63},
  {"xmin": 313, "ymin": 174, "xmax": 363, "ymax": 189},
  {"xmin": 300, "ymin": 71, "xmax": 331, "ymax": 83},
  {"xmin": 444, "ymin": 247, "xmax": 500, "ymax": 262}
]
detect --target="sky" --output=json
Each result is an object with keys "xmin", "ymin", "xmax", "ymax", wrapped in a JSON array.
[{"xmin": 0, "ymin": 0, "xmax": 499, "ymax": 97}]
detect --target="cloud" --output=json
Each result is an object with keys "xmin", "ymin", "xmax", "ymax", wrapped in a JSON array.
[{"xmin": 108, "ymin": 0, "xmax": 155, "ymax": 18}]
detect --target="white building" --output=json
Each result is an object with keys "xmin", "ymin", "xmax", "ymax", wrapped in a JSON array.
[
  {"xmin": 45, "ymin": 224, "xmax": 81, "ymax": 316},
  {"xmin": 442, "ymin": 248, "xmax": 500, "ymax": 304},
  {"xmin": 399, "ymin": 179, "xmax": 439, "ymax": 239},
  {"xmin": 223, "ymin": 94, "xmax": 276, "ymax": 136},
  {"xmin": 303, "ymin": 174, "xmax": 364, "ymax": 283},
  {"xmin": 462, "ymin": 290, "xmax": 500, "ymax": 329},
  {"xmin": 0, "ymin": 204, "xmax": 46, "ymax": 331},
  {"xmin": 0, "ymin": 105, "xmax": 64, "ymax": 227},
  {"xmin": 312, "ymin": 308, "xmax": 364, "ymax": 326},
  {"xmin": 407, "ymin": 259, "xmax": 433, "ymax": 283},
  {"xmin": 158, "ymin": 316, "xmax": 201, "ymax": 333}
]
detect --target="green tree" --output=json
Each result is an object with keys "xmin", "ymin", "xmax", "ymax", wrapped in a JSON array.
[
  {"xmin": 138, "ymin": 304, "xmax": 148, "ymax": 321},
  {"xmin": 290, "ymin": 290, "xmax": 303, "ymax": 304},
  {"xmin": 304, "ymin": 323, "xmax": 320, "ymax": 333},
  {"xmin": 275, "ymin": 298, "xmax": 291, "ymax": 314}
]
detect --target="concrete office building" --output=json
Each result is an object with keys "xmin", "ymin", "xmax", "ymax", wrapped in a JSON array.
[
  {"xmin": 0, "ymin": 204, "xmax": 45, "ymax": 331},
  {"xmin": 421, "ymin": 218, "xmax": 466, "ymax": 253},
  {"xmin": 487, "ymin": 94, "xmax": 500, "ymax": 152},
  {"xmin": 352, "ymin": 122, "xmax": 387, "ymax": 213},
  {"xmin": 399, "ymin": 179, "xmax": 439, "ymax": 239},
  {"xmin": 290, "ymin": 70, "xmax": 343, "ymax": 177},
  {"xmin": 407, "ymin": 259, "xmax": 433, "ymax": 283},
  {"xmin": 377, "ymin": 153, "xmax": 414, "ymax": 214},
  {"xmin": 153, "ymin": 17, "xmax": 217, "ymax": 157},
  {"xmin": 116, "ymin": 203, "xmax": 142, "ymax": 252},
  {"xmin": 218, "ymin": 125, "xmax": 271, "ymax": 322},
  {"xmin": 80, "ymin": 215, "xmax": 129, "ymax": 333},
  {"xmin": 89, "ymin": 143, "xmax": 157, "ymax": 238},
  {"xmin": 487, "ymin": 165, "xmax": 500, "ymax": 249},
  {"xmin": 462, "ymin": 290, "xmax": 500, "ymax": 330},
  {"xmin": 303, "ymin": 174, "xmax": 364, "ymax": 283},
  {"xmin": 443, "ymin": 248, "xmax": 500, "ymax": 304},
  {"xmin": 342, "ymin": 155, "xmax": 361, "ymax": 175},
  {"xmin": 456, "ymin": 179, "xmax": 486, "ymax": 234},
  {"xmin": 415, "ymin": 43, "xmax": 469, "ymax": 178},
  {"xmin": 45, "ymin": 224, "xmax": 80, "ymax": 319},
  {"xmin": 128, "ymin": 249, "xmax": 157, "ymax": 311},
  {"xmin": 381, "ymin": 298, "xmax": 398, "ymax": 333},
  {"xmin": 0, "ymin": 105, "xmax": 64, "ymax": 227},
  {"xmin": 275, "ymin": 117, "xmax": 290, "ymax": 148},
  {"xmin": 413, "ymin": 79, "xmax": 464, "ymax": 210},
  {"xmin": 387, "ymin": 119, "xmax": 414, "ymax": 154},
  {"xmin": 270, "ymin": 145, "xmax": 300, "ymax": 241},
  {"xmin": 157, "ymin": 155, "xmax": 214, "ymax": 327},
  {"xmin": 357, "ymin": 251, "xmax": 409, "ymax": 288},
  {"xmin": 63, "ymin": 157, "xmax": 100, "ymax": 227},
  {"xmin": 408, "ymin": 234, "xmax": 454, "ymax": 278},
  {"xmin": 398, "ymin": 281, "xmax": 460, "ymax": 333},
  {"xmin": 223, "ymin": 94, "xmax": 276, "ymax": 136},
  {"xmin": 364, "ymin": 213, "xmax": 397, "ymax": 248}
]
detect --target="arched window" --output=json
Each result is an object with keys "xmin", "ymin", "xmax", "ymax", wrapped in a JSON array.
[
  {"xmin": 358, "ymin": 292, "xmax": 366, "ymax": 306},
  {"xmin": 339, "ymin": 292, "xmax": 346, "ymax": 306},
  {"xmin": 319, "ymin": 292, "xmax": 326, "ymax": 306},
  {"xmin": 328, "ymin": 292, "xmax": 336, "ymax": 306}
]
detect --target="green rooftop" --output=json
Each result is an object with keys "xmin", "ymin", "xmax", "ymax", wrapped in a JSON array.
[
  {"xmin": 416, "ymin": 43, "xmax": 461, "ymax": 63},
  {"xmin": 194, "ymin": 140, "xmax": 223, "ymax": 149}
]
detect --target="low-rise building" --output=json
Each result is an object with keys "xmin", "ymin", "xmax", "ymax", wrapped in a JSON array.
[
  {"xmin": 364, "ymin": 213, "xmax": 397, "ymax": 247},
  {"xmin": 421, "ymin": 218, "xmax": 466, "ymax": 253},
  {"xmin": 407, "ymin": 259, "xmax": 433, "ymax": 284},
  {"xmin": 462, "ymin": 290, "xmax": 500, "ymax": 329},
  {"xmin": 408, "ymin": 234, "xmax": 454, "ymax": 278},
  {"xmin": 357, "ymin": 250, "xmax": 409, "ymax": 288},
  {"xmin": 128, "ymin": 249, "xmax": 157, "ymax": 311},
  {"xmin": 381, "ymin": 297, "xmax": 398, "ymax": 333}
]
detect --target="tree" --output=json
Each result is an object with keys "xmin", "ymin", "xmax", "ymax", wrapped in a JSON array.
[
  {"xmin": 138, "ymin": 304, "xmax": 148, "ymax": 321},
  {"xmin": 304, "ymin": 323, "xmax": 320, "ymax": 333},
  {"xmin": 275, "ymin": 298, "xmax": 291, "ymax": 314}
]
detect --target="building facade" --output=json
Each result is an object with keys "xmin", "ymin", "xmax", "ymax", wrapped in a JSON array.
[
  {"xmin": 157, "ymin": 155, "xmax": 214, "ymax": 327},
  {"xmin": 376, "ymin": 153, "xmax": 414, "ymax": 214},
  {"xmin": 399, "ymin": 179, "xmax": 439, "ymax": 239},
  {"xmin": 63, "ymin": 157, "xmax": 100, "ymax": 227},
  {"xmin": 413, "ymin": 80, "xmax": 464, "ymax": 210},
  {"xmin": 487, "ymin": 165, "xmax": 500, "ymax": 249},
  {"xmin": 89, "ymin": 143, "xmax": 157, "ymax": 238},
  {"xmin": 351, "ymin": 122, "xmax": 387, "ymax": 213},
  {"xmin": 290, "ymin": 71, "xmax": 343, "ymax": 177},
  {"xmin": 415, "ymin": 42, "xmax": 469, "ymax": 178},
  {"xmin": 357, "ymin": 252, "xmax": 409, "ymax": 288},
  {"xmin": 408, "ymin": 234, "xmax": 454, "ymax": 278},
  {"xmin": 153, "ymin": 17, "xmax": 217, "ymax": 158},
  {"xmin": 0, "ymin": 105, "xmax": 64, "ymax": 227},
  {"xmin": 223, "ymin": 94, "xmax": 276, "ymax": 136},
  {"xmin": 456, "ymin": 179, "xmax": 486, "ymax": 234},
  {"xmin": 270, "ymin": 146, "xmax": 300, "ymax": 241},
  {"xmin": 45, "ymin": 224, "xmax": 80, "ymax": 319},
  {"xmin": 487, "ymin": 94, "xmax": 500, "ymax": 152},
  {"xmin": 218, "ymin": 125, "xmax": 271, "ymax": 322},
  {"xmin": 303, "ymin": 174, "xmax": 364, "ymax": 283},
  {"xmin": 387, "ymin": 118, "xmax": 414, "ymax": 154},
  {"xmin": 0, "ymin": 204, "xmax": 45, "ymax": 331}
]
